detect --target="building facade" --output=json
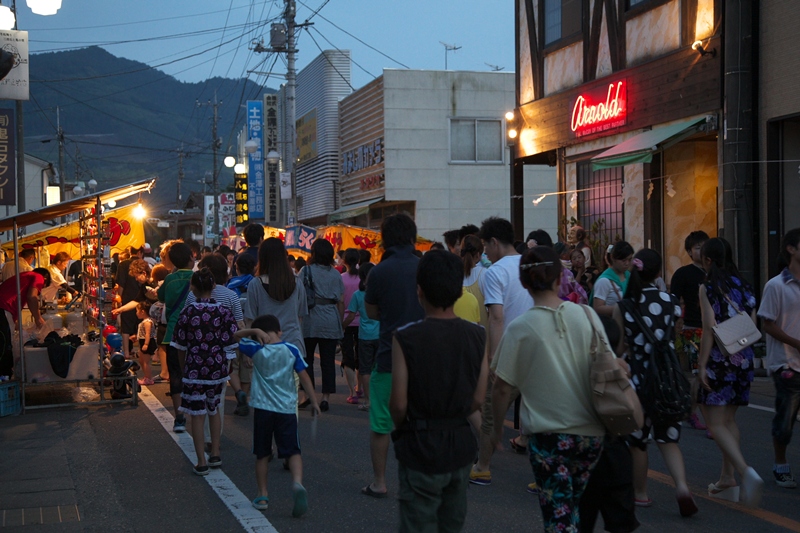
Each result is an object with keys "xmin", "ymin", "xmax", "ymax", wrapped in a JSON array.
[
  {"xmin": 279, "ymin": 50, "xmax": 352, "ymax": 226},
  {"xmin": 760, "ymin": 1, "xmax": 800, "ymax": 283},
  {"xmin": 514, "ymin": 0, "xmax": 729, "ymax": 281},
  {"xmin": 335, "ymin": 69, "xmax": 558, "ymax": 242}
]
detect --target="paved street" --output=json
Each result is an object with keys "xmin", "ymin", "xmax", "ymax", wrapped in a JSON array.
[{"xmin": 2, "ymin": 370, "xmax": 799, "ymax": 532}]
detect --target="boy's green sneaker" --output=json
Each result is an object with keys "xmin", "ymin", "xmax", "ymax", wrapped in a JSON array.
[{"xmin": 292, "ymin": 482, "xmax": 308, "ymax": 517}]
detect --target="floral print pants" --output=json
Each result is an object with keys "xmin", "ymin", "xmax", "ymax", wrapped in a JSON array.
[{"xmin": 528, "ymin": 433, "xmax": 604, "ymax": 533}]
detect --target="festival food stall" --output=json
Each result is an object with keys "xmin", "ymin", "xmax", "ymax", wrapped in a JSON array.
[
  {"xmin": 0, "ymin": 178, "xmax": 155, "ymax": 412},
  {"xmin": 224, "ymin": 223, "xmax": 433, "ymax": 261}
]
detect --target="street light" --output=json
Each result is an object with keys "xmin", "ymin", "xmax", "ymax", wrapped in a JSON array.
[
  {"xmin": 233, "ymin": 163, "xmax": 246, "ymax": 174},
  {"xmin": 244, "ymin": 139, "xmax": 259, "ymax": 154},
  {"xmin": 266, "ymin": 149, "xmax": 280, "ymax": 164},
  {"xmin": 223, "ymin": 156, "xmax": 235, "ymax": 168}
]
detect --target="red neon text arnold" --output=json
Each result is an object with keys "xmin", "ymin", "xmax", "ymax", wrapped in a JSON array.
[{"xmin": 570, "ymin": 81, "xmax": 626, "ymax": 133}]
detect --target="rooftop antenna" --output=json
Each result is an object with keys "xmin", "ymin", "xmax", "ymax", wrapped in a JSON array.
[
  {"xmin": 485, "ymin": 63, "xmax": 505, "ymax": 72},
  {"xmin": 440, "ymin": 41, "xmax": 461, "ymax": 70}
]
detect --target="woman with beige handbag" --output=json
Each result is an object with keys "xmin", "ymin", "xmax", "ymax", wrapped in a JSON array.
[{"xmin": 697, "ymin": 238, "xmax": 764, "ymax": 507}]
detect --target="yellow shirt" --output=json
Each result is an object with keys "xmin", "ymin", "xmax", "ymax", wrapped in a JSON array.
[{"xmin": 453, "ymin": 291, "xmax": 480, "ymax": 324}]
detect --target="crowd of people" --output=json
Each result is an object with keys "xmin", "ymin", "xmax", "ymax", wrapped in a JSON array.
[{"xmin": 18, "ymin": 215, "xmax": 793, "ymax": 530}]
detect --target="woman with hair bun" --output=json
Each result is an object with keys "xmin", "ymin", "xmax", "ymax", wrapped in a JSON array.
[
  {"xmin": 614, "ymin": 248, "xmax": 697, "ymax": 517},
  {"xmin": 171, "ymin": 267, "xmax": 240, "ymax": 476},
  {"xmin": 491, "ymin": 246, "xmax": 609, "ymax": 532}
]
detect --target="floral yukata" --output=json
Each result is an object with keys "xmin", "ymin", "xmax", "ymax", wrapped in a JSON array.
[
  {"xmin": 171, "ymin": 299, "xmax": 239, "ymax": 416},
  {"xmin": 697, "ymin": 276, "xmax": 758, "ymax": 406}
]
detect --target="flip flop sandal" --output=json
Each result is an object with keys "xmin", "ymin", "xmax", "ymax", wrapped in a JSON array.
[
  {"xmin": 509, "ymin": 437, "xmax": 527, "ymax": 454},
  {"xmin": 252, "ymin": 496, "xmax": 269, "ymax": 510},
  {"xmin": 208, "ymin": 456, "xmax": 222, "ymax": 468},
  {"xmin": 634, "ymin": 498, "xmax": 653, "ymax": 507},
  {"xmin": 361, "ymin": 485, "xmax": 388, "ymax": 498}
]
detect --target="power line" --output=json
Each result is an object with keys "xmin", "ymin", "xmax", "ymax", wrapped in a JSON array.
[
  {"xmin": 295, "ymin": 0, "xmax": 410, "ymax": 69},
  {"xmin": 309, "ymin": 26, "xmax": 375, "ymax": 79},
  {"xmin": 304, "ymin": 30, "xmax": 355, "ymax": 91}
]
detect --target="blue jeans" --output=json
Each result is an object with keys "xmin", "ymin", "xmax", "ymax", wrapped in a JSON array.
[{"xmin": 773, "ymin": 369, "xmax": 800, "ymax": 445}]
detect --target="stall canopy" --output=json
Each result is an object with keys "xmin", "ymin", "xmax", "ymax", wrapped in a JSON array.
[
  {"xmin": 0, "ymin": 178, "xmax": 156, "ymax": 233},
  {"xmin": 328, "ymin": 197, "xmax": 384, "ymax": 223},
  {"xmin": 590, "ymin": 117, "xmax": 708, "ymax": 171}
]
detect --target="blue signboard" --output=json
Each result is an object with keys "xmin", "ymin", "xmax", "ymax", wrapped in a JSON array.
[
  {"xmin": 246, "ymin": 100, "xmax": 264, "ymax": 220},
  {"xmin": 284, "ymin": 225, "xmax": 317, "ymax": 253}
]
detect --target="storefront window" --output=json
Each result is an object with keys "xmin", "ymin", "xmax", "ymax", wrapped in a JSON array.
[
  {"xmin": 450, "ymin": 119, "xmax": 503, "ymax": 163},
  {"xmin": 544, "ymin": 0, "xmax": 582, "ymax": 45},
  {"xmin": 576, "ymin": 162, "xmax": 624, "ymax": 245}
]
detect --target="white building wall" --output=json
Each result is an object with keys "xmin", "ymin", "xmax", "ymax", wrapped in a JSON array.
[
  {"xmin": 293, "ymin": 50, "xmax": 351, "ymax": 221},
  {"xmin": 382, "ymin": 70, "xmax": 557, "ymax": 242}
]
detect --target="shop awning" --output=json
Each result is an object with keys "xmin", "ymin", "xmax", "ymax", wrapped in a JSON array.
[
  {"xmin": 0, "ymin": 177, "xmax": 156, "ymax": 233},
  {"xmin": 328, "ymin": 197, "xmax": 383, "ymax": 222},
  {"xmin": 590, "ymin": 117, "xmax": 708, "ymax": 171}
]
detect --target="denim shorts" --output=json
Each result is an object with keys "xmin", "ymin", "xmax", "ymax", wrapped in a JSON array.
[{"xmin": 772, "ymin": 369, "xmax": 800, "ymax": 445}]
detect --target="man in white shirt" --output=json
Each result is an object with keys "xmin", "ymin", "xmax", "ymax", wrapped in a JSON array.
[
  {"xmin": 470, "ymin": 217, "xmax": 533, "ymax": 486},
  {"xmin": 1, "ymin": 248, "xmax": 35, "ymax": 282},
  {"xmin": 758, "ymin": 228, "xmax": 800, "ymax": 489}
]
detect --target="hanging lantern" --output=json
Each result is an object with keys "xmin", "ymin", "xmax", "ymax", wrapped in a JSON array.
[{"xmin": 26, "ymin": 0, "xmax": 62, "ymax": 16}]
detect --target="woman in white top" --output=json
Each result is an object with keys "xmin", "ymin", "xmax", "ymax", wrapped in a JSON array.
[
  {"xmin": 461, "ymin": 235, "xmax": 487, "ymax": 328},
  {"xmin": 591, "ymin": 241, "xmax": 634, "ymax": 317},
  {"xmin": 492, "ymin": 245, "xmax": 608, "ymax": 532}
]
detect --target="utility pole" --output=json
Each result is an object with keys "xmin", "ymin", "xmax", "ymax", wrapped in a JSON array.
[
  {"xmin": 57, "ymin": 107, "xmax": 66, "ymax": 224},
  {"xmin": 176, "ymin": 146, "xmax": 185, "ymax": 209},
  {"xmin": 198, "ymin": 93, "xmax": 222, "ymax": 243},
  {"xmin": 252, "ymin": 0, "xmax": 308, "ymax": 226}
]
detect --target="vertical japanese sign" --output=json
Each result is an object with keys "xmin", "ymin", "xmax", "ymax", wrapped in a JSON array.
[
  {"xmin": 0, "ymin": 30, "xmax": 28, "ymax": 101},
  {"xmin": 246, "ymin": 100, "xmax": 264, "ymax": 220},
  {"xmin": 0, "ymin": 110, "xmax": 15, "ymax": 205},
  {"xmin": 234, "ymin": 172, "xmax": 249, "ymax": 226},
  {"xmin": 264, "ymin": 94, "xmax": 278, "ymax": 224}
]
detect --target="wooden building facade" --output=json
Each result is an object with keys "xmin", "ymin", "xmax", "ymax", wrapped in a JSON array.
[{"xmin": 514, "ymin": 0, "xmax": 724, "ymax": 279}]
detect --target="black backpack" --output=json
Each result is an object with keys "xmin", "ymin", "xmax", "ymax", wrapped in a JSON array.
[{"xmin": 619, "ymin": 299, "xmax": 692, "ymax": 426}]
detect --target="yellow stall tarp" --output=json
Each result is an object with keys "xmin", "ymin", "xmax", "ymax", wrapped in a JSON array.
[{"xmin": 2, "ymin": 203, "xmax": 145, "ymax": 260}]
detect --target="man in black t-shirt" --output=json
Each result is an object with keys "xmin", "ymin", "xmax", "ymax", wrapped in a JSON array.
[
  {"xmin": 669, "ymin": 230, "xmax": 709, "ymax": 431},
  {"xmin": 390, "ymin": 250, "xmax": 487, "ymax": 532}
]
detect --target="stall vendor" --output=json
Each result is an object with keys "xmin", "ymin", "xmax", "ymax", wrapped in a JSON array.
[
  {"xmin": 0, "ymin": 267, "xmax": 52, "ymax": 377},
  {"xmin": 42, "ymin": 252, "xmax": 79, "ymax": 302}
]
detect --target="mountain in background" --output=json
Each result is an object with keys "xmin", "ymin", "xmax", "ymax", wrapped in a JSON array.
[{"xmin": 0, "ymin": 46, "xmax": 275, "ymax": 210}]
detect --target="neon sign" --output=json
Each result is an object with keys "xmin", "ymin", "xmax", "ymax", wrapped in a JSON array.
[{"xmin": 570, "ymin": 80, "xmax": 626, "ymax": 137}]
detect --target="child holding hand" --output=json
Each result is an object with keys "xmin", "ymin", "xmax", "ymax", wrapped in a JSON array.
[{"xmin": 236, "ymin": 314, "xmax": 320, "ymax": 518}]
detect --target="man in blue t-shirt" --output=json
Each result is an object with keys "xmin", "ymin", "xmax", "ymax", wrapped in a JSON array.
[{"xmin": 362, "ymin": 213, "xmax": 424, "ymax": 498}]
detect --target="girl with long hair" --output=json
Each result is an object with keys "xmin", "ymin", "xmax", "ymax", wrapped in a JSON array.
[
  {"xmin": 244, "ymin": 237, "xmax": 309, "ymax": 398},
  {"xmin": 614, "ymin": 249, "xmax": 697, "ymax": 516},
  {"xmin": 697, "ymin": 238, "xmax": 763, "ymax": 507}
]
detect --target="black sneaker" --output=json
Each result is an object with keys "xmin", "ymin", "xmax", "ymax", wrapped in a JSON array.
[
  {"xmin": 774, "ymin": 469, "xmax": 798, "ymax": 488},
  {"xmin": 173, "ymin": 416, "xmax": 187, "ymax": 433}
]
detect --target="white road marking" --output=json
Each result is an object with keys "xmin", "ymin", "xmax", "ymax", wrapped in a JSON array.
[
  {"xmin": 748, "ymin": 403, "xmax": 775, "ymax": 413},
  {"xmin": 138, "ymin": 387, "xmax": 279, "ymax": 533}
]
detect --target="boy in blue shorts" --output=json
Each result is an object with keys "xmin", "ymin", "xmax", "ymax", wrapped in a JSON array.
[{"xmin": 236, "ymin": 314, "xmax": 321, "ymax": 517}]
